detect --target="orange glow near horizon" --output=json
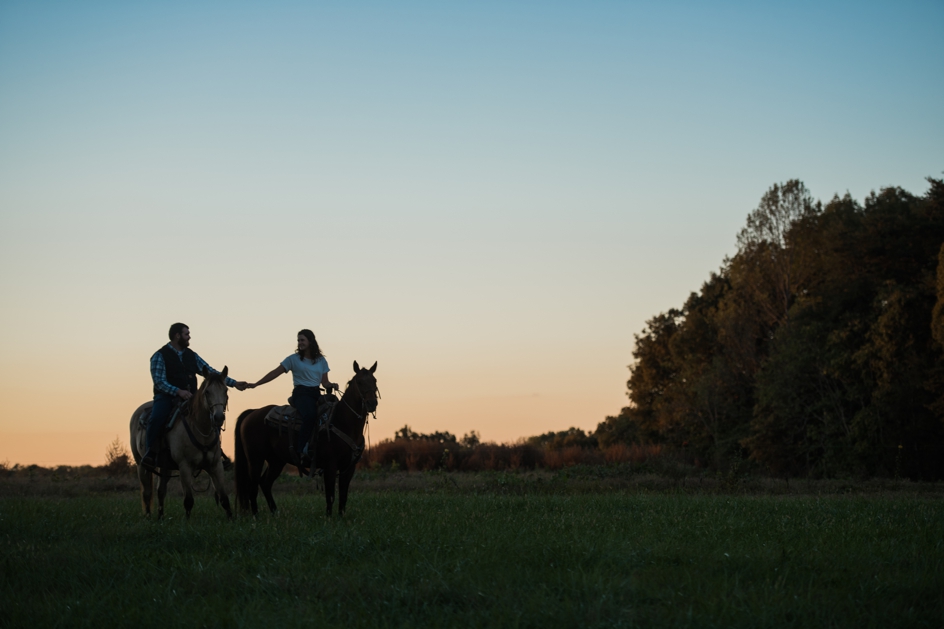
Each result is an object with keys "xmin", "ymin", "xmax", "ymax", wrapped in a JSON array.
[{"xmin": 0, "ymin": 336, "xmax": 631, "ymax": 467}]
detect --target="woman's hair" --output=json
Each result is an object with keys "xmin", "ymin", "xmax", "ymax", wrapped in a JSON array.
[{"xmin": 297, "ymin": 329, "xmax": 323, "ymax": 362}]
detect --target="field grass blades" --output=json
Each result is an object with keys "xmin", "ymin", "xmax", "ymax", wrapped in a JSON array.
[{"xmin": 1, "ymin": 474, "xmax": 942, "ymax": 628}]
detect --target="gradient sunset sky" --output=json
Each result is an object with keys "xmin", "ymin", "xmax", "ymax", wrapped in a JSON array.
[{"xmin": 1, "ymin": 1, "xmax": 942, "ymax": 466}]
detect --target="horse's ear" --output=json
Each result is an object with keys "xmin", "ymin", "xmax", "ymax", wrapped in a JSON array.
[
  {"xmin": 353, "ymin": 360, "xmax": 360, "ymax": 372},
  {"xmin": 201, "ymin": 366, "xmax": 211, "ymax": 378},
  {"xmin": 369, "ymin": 361, "xmax": 377, "ymax": 373},
  {"xmin": 221, "ymin": 365, "xmax": 228, "ymax": 379}
]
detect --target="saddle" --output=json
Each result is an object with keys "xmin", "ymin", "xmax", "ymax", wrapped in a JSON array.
[
  {"xmin": 265, "ymin": 395, "xmax": 339, "ymax": 477},
  {"xmin": 263, "ymin": 395, "xmax": 337, "ymax": 433},
  {"xmin": 136, "ymin": 401, "xmax": 189, "ymax": 431},
  {"xmin": 135, "ymin": 401, "xmax": 190, "ymax": 474}
]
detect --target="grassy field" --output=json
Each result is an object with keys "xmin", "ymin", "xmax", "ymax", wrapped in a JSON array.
[{"xmin": 1, "ymin": 470, "xmax": 942, "ymax": 628}]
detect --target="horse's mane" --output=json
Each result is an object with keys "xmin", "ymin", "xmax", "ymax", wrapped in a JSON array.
[
  {"xmin": 195, "ymin": 370, "xmax": 228, "ymax": 402},
  {"xmin": 190, "ymin": 370, "xmax": 229, "ymax": 420}
]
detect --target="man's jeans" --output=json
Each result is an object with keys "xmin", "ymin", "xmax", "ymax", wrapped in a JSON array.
[{"xmin": 146, "ymin": 393, "xmax": 176, "ymax": 455}]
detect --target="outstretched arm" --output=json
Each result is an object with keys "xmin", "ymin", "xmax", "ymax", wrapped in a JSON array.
[
  {"xmin": 252, "ymin": 365, "xmax": 287, "ymax": 388},
  {"xmin": 194, "ymin": 353, "xmax": 245, "ymax": 389}
]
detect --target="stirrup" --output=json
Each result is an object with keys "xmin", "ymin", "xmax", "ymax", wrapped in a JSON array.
[{"xmin": 141, "ymin": 456, "xmax": 159, "ymax": 474}]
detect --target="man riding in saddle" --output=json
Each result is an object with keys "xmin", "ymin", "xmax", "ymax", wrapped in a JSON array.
[{"xmin": 141, "ymin": 322, "xmax": 249, "ymax": 472}]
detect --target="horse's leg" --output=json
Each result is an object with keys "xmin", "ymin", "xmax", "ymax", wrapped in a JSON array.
[
  {"xmin": 178, "ymin": 460, "xmax": 196, "ymax": 518},
  {"xmin": 323, "ymin": 456, "xmax": 337, "ymax": 517},
  {"xmin": 209, "ymin": 458, "xmax": 232, "ymax": 519},
  {"xmin": 138, "ymin": 464, "xmax": 153, "ymax": 517},
  {"xmin": 246, "ymin": 455, "xmax": 265, "ymax": 516},
  {"xmin": 338, "ymin": 464, "xmax": 356, "ymax": 516},
  {"xmin": 157, "ymin": 470, "xmax": 169, "ymax": 519},
  {"xmin": 260, "ymin": 460, "xmax": 285, "ymax": 514}
]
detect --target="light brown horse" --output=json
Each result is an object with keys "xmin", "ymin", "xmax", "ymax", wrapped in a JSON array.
[
  {"xmin": 129, "ymin": 367, "xmax": 234, "ymax": 519},
  {"xmin": 234, "ymin": 361, "xmax": 378, "ymax": 517}
]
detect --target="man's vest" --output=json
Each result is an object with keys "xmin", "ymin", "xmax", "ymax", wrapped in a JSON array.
[{"xmin": 154, "ymin": 345, "xmax": 199, "ymax": 397}]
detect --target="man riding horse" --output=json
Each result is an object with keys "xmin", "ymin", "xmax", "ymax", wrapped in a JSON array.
[{"xmin": 141, "ymin": 322, "xmax": 249, "ymax": 472}]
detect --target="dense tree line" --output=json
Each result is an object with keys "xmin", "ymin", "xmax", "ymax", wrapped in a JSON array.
[{"xmin": 597, "ymin": 178, "xmax": 944, "ymax": 479}]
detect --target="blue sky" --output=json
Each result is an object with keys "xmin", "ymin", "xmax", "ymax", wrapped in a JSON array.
[{"xmin": 0, "ymin": 1, "xmax": 941, "ymax": 464}]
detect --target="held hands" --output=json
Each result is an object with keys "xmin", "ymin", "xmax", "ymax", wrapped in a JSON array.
[{"xmin": 234, "ymin": 381, "xmax": 250, "ymax": 391}]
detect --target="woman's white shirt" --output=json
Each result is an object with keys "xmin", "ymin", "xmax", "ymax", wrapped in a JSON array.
[{"xmin": 280, "ymin": 354, "xmax": 330, "ymax": 388}]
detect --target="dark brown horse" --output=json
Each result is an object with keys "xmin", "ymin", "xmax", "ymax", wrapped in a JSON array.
[{"xmin": 234, "ymin": 360, "xmax": 378, "ymax": 517}]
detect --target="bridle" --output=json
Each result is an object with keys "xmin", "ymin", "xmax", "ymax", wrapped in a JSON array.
[
  {"xmin": 322, "ymin": 373, "xmax": 379, "ymax": 474},
  {"xmin": 189, "ymin": 379, "xmax": 228, "ymax": 442},
  {"xmin": 341, "ymin": 375, "xmax": 380, "ymax": 421}
]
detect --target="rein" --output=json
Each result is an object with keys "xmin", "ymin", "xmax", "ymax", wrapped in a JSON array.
[
  {"xmin": 182, "ymin": 381, "xmax": 227, "ymax": 455},
  {"xmin": 325, "ymin": 376, "xmax": 378, "ymax": 471},
  {"xmin": 182, "ymin": 413, "xmax": 220, "ymax": 454},
  {"xmin": 340, "ymin": 378, "xmax": 380, "ymax": 421}
]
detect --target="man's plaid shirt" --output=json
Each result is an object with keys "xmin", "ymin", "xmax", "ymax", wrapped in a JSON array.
[{"xmin": 150, "ymin": 344, "xmax": 237, "ymax": 396}]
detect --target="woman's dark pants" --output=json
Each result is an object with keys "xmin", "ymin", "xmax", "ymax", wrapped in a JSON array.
[{"xmin": 294, "ymin": 385, "xmax": 321, "ymax": 453}]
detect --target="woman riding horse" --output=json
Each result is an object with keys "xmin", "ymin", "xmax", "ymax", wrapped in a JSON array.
[
  {"xmin": 247, "ymin": 329, "xmax": 339, "ymax": 465},
  {"xmin": 235, "ymin": 359, "xmax": 379, "ymax": 517}
]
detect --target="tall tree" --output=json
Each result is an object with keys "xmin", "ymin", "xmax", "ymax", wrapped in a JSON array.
[
  {"xmin": 733, "ymin": 180, "xmax": 820, "ymax": 327},
  {"xmin": 610, "ymin": 177, "xmax": 944, "ymax": 478}
]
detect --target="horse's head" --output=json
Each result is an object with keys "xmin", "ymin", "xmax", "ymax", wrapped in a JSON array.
[
  {"xmin": 349, "ymin": 360, "xmax": 379, "ymax": 415},
  {"xmin": 199, "ymin": 365, "xmax": 229, "ymax": 428}
]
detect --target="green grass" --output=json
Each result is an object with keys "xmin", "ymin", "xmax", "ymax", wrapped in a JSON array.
[{"xmin": 1, "ymin": 479, "xmax": 942, "ymax": 628}]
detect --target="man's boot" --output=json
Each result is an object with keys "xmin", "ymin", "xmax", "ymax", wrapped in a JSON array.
[
  {"xmin": 141, "ymin": 437, "xmax": 162, "ymax": 473},
  {"xmin": 141, "ymin": 450, "xmax": 158, "ymax": 473}
]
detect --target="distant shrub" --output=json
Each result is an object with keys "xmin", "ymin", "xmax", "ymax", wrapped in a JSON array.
[
  {"xmin": 544, "ymin": 446, "xmax": 604, "ymax": 469},
  {"xmin": 602, "ymin": 443, "xmax": 663, "ymax": 465},
  {"xmin": 360, "ymin": 437, "xmax": 669, "ymax": 473},
  {"xmin": 104, "ymin": 437, "xmax": 133, "ymax": 477},
  {"xmin": 527, "ymin": 427, "xmax": 598, "ymax": 451},
  {"xmin": 460, "ymin": 431, "xmax": 480, "ymax": 448},
  {"xmin": 394, "ymin": 425, "xmax": 457, "ymax": 444},
  {"xmin": 360, "ymin": 437, "xmax": 680, "ymax": 472},
  {"xmin": 464, "ymin": 444, "xmax": 542, "ymax": 471}
]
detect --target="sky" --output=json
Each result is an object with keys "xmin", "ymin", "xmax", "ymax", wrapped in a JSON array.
[{"xmin": 1, "ymin": 1, "xmax": 942, "ymax": 466}]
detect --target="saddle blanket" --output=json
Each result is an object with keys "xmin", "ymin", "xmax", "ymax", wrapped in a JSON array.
[
  {"xmin": 264, "ymin": 397, "xmax": 337, "ymax": 432},
  {"xmin": 135, "ymin": 401, "xmax": 188, "ymax": 430}
]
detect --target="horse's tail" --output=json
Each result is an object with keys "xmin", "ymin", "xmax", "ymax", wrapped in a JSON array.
[{"xmin": 233, "ymin": 408, "xmax": 254, "ymax": 514}]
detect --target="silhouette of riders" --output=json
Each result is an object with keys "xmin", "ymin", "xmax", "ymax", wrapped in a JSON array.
[{"xmin": 141, "ymin": 323, "xmax": 249, "ymax": 472}]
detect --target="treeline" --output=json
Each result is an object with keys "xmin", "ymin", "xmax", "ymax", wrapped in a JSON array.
[
  {"xmin": 14, "ymin": 180, "xmax": 944, "ymax": 480},
  {"xmin": 366, "ymin": 179, "xmax": 944, "ymax": 479},
  {"xmin": 598, "ymin": 178, "xmax": 944, "ymax": 479},
  {"xmin": 363, "ymin": 426, "xmax": 663, "ymax": 472}
]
